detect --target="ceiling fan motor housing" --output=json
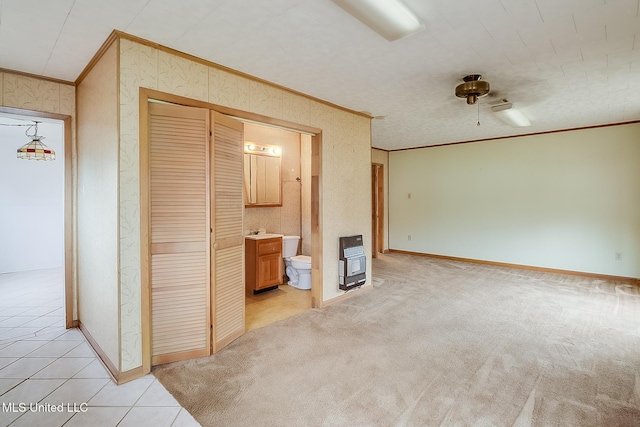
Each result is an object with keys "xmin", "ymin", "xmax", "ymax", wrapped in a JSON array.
[{"xmin": 455, "ymin": 74, "xmax": 490, "ymax": 105}]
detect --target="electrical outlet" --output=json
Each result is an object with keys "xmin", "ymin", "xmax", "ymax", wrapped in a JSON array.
[
  {"xmin": 408, "ymin": 235, "xmax": 411, "ymax": 241},
  {"xmin": 615, "ymin": 252, "xmax": 622, "ymax": 261}
]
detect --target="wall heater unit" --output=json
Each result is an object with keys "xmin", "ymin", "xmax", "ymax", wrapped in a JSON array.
[{"xmin": 339, "ymin": 235, "xmax": 366, "ymax": 290}]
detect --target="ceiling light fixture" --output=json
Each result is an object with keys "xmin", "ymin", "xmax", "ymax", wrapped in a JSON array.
[
  {"xmin": 244, "ymin": 143, "xmax": 281, "ymax": 157},
  {"xmin": 1, "ymin": 120, "xmax": 55, "ymax": 161},
  {"xmin": 490, "ymin": 100, "xmax": 531, "ymax": 127},
  {"xmin": 16, "ymin": 122, "xmax": 55, "ymax": 160},
  {"xmin": 455, "ymin": 74, "xmax": 490, "ymax": 105},
  {"xmin": 332, "ymin": 0, "xmax": 424, "ymax": 41}
]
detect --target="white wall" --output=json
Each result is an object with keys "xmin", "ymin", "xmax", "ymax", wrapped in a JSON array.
[
  {"xmin": 389, "ymin": 123, "xmax": 640, "ymax": 278},
  {"xmin": 0, "ymin": 118, "xmax": 64, "ymax": 273}
]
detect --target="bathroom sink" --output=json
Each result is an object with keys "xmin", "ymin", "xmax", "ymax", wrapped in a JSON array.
[{"xmin": 245, "ymin": 233, "xmax": 283, "ymax": 240}]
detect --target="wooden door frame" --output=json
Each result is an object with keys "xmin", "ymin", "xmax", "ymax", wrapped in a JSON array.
[
  {"xmin": 0, "ymin": 106, "xmax": 75, "ymax": 329},
  {"xmin": 371, "ymin": 163, "xmax": 384, "ymax": 257},
  {"xmin": 140, "ymin": 88, "xmax": 323, "ymax": 374}
]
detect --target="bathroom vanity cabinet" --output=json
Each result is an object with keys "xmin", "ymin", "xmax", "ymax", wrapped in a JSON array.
[{"xmin": 245, "ymin": 235, "xmax": 283, "ymax": 294}]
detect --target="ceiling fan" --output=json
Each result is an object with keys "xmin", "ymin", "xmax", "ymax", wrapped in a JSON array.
[
  {"xmin": 455, "ymin": 74, "xmax": 490, "ymax": 105},
  {"xmin": 455, "ymin": 75, "xmax": 531, "ymax": 127}
]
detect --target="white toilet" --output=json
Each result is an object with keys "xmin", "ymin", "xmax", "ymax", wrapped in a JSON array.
[{"xmin": 282, "ymin": 236, "xmax": 312, "ymax": 290}]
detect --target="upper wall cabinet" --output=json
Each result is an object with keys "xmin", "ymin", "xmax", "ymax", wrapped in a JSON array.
[{"xmin": 244, "ymin": 142, "xmax": 282, "ymax": 207}]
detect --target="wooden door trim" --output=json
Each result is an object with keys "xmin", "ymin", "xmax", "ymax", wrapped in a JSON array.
[
  {"xmin": 140, "ymin": 87, "xmax": 324, "ymax": 371},
  {"xmin": 310, "ymin": 133, "xmax": 322, "ymax": 308},
  {"xmin": 376, "ymin": 163, "xmax": 384, "ymax": 254},
  {"xmin": 372, "ymin": 163, "xmax": 384, "ymax": 257},
  {"xmin": 140, "ymin": 95, "xmax": 151, "ymax": 374},
  {"xmin": 140, "ymin": 88, "xmax": 321, "ymax": 135},
  {"xmin": 371, "ymin": 164, "xmax": 378, "ymax": 259}
]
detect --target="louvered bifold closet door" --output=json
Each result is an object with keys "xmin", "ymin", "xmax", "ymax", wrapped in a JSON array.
[
  {"xmin": 149, "ymin": 103, "xmax": 211, "ymax": 365},
  {"xmin": 211, "ymin": 111, "xmax": 245, "ymax": 352}
]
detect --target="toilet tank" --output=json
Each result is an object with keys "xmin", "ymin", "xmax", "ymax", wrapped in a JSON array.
[{"xmin": 282, "ymin": 236, "xmax": 300, "ymax": 258}]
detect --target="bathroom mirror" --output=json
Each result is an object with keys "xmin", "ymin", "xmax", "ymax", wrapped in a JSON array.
[{"xmin": 244, "ymin": 142, "xmax": 282, "ymax": 207}]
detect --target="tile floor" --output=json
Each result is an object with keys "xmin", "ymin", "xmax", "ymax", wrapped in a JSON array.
[{"xmin": 0, "ymin": 268, "xmax": 200, "ymax": 427}]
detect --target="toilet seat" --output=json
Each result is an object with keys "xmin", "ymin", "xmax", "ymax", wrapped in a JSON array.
[{"xmin": 290, "ymin": 255, "xmax": 311, "ymax": 269}]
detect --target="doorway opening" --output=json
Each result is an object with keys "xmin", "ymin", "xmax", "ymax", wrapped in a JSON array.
[
  {"xmin": 241, "ymin": 121, "xmax": 313, "ymax": 332},
  {"xmin": 140, "ymin": 88, "xmax": 323, "ymax": 371},
  {"xmin": 0, "ymin": 108, "xmax": 73, "ymax": 333}
]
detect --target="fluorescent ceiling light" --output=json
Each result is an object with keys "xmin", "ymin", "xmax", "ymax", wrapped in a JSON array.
[
  {"xmin": 332, "ymin": 0, "xmax": 424, "ymax": 41},
  {"xmin": 491, "ymin": 102, "xmax": 531, "ymax": 127}
]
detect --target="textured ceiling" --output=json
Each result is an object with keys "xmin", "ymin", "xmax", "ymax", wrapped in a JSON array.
[{"xmin": 1, "ymin": 0, "xmax": 640, "ymax": 150}]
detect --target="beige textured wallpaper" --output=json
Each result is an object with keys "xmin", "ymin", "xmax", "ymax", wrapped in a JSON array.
[
  {"xmin": 118, "ymin": 38, "xmax": 371, "ymax": 371},
  {"xmin": 1, "ymin": 72, "xmax": 75, "ymax": 115},
  {"xmin": 76, "ymin": 42, "xmax": 121, "ymax": 367}
]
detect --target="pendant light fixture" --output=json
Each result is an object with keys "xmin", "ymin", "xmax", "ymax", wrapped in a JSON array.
[{"xmin": 16, "ymin": 122, "xmax": 55, "ymax": 161}]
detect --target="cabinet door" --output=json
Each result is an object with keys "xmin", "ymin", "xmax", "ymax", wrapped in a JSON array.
[{"xmin": 257, "ymin": 253, "xmax": 282, "ymax": 289}]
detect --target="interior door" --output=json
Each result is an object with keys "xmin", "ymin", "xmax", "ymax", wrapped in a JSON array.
[
  {"xmin": 211, "ymin": 111, "xmax": 245, "ymax": 352},
  {"xmin": 149, "ymin": 103, "xmax": 211, "ymax": 365}
]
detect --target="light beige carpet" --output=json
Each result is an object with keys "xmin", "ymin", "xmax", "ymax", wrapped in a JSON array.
[{"xmin": 153, "ymin": 253, "xmax": 640, "ymax": 426}]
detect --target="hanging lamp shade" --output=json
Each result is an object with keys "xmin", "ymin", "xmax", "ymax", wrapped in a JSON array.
[{"xmin": 16, "ymin": 122, "xmax": 55, "ymax": 161}]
